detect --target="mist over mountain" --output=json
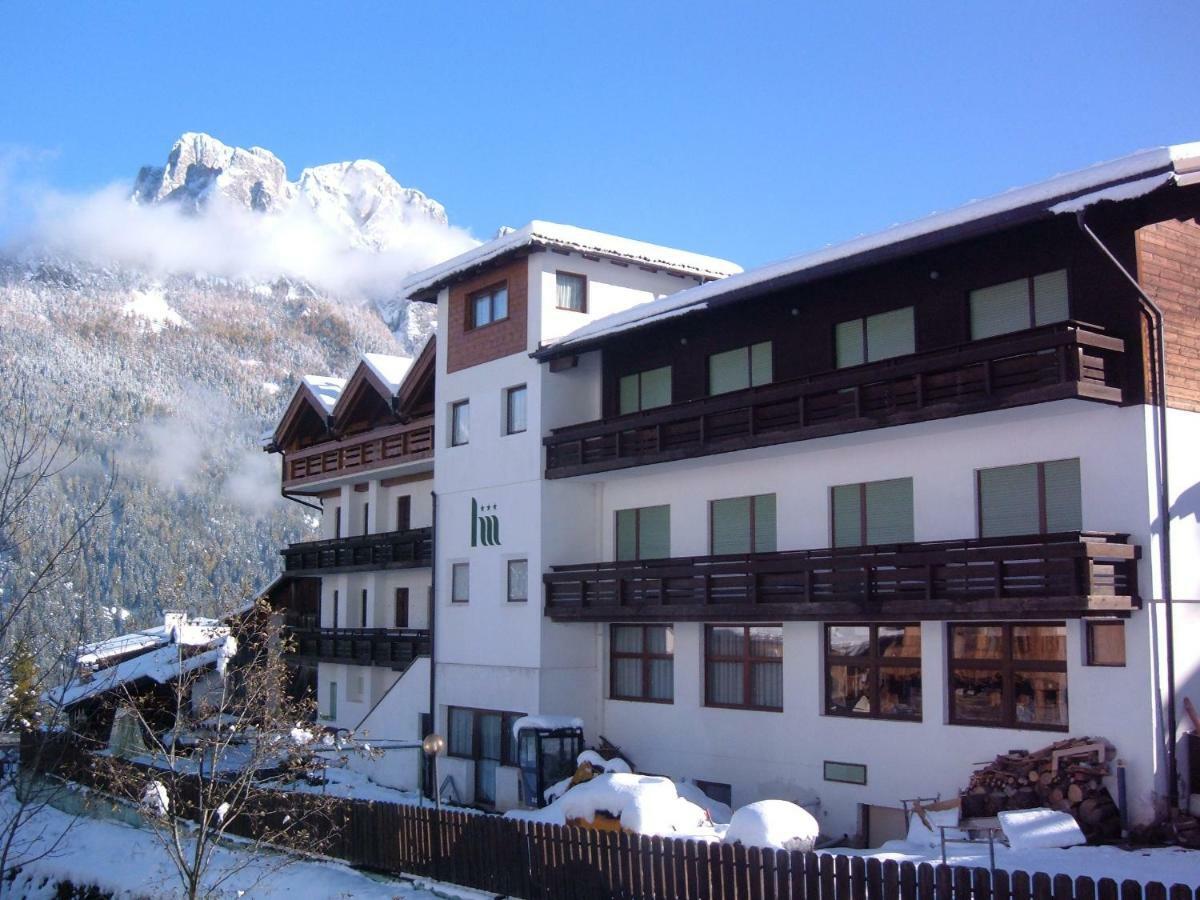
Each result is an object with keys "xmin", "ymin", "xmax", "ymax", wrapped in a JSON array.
[{"xmin": 0, "ymin": 133, "xmax": 474, "ymax": 641}]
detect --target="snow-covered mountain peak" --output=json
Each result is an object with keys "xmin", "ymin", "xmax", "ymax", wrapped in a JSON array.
[{"xmin": 131, "ymin": 133, "xmax": 448, "ymax": 251}]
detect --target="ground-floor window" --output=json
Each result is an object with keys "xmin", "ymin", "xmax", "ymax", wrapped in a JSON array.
[
  {"xmin": 610, "ymin": 624, "xmax": 674, "ymax": 702},
  {"xmin": 704, "ymin": 625, "xmax": 783, "ymax": 711},
  {"xmin": 447, "ymin": 706, "xmax": 524, "ymax": 806},
  {"xmin": 1085, "ymin": 620, "xmax": 1125, "ymax": 667},
  {"xmin": 825, "ymin": 623, "xmax": 921, "ymax": 720},
  {"xmin": 948, "ymin": 622, "xmax": 1067, "ymax": 730}
]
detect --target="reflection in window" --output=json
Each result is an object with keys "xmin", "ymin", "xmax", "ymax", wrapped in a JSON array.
[
  {"xmin": 949, "ymin": 623, "xmax": 1067, "ymax": 730},
  {"xmin": 825, "ymin": 624, "xmax": 921, "ymax": 720}
]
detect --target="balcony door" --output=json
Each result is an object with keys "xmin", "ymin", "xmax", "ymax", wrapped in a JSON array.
[{"xmin": 475, "ymin": 712, "xmax": 503, "ymax": 806}]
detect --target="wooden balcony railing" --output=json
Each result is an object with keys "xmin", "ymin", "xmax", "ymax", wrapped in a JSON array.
[
  {"xmin": 281, "ymin": 527, "xmax": 433, "ymax": 574},
  {"xmin": 544, "ymin": 323, "xmax": 1125, "ymax": 478},
  {"xmin": 282, "ymin": 417, "xmax": 434, "ymax": 489},
  {"xmin": 285, "ymin": 627, "xmax": 430, "ymax": 671},
  {"xmin": 543, "ymin": 531, "xmax": 1139, "ymax": 622}
]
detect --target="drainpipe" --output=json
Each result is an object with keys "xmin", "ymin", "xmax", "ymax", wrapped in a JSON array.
[
  {"xmin": 428, "ymin": 490, "xmax": 438, "ymax": 739},
  {"xmin": 1075, "ymin": 211, "xmax": 1178, "ymax": 810}
]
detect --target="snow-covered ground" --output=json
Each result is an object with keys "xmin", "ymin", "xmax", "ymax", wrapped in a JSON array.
[
  {"xmin": 822, "ymin": 839, "xmax": 1200, "ymax": 888},
  {"xmin": 271, "ymin": 762, "xmax": 438, "ymax": 807},
  {"xmin": 2, "ymin": 791, "xmax": 479, "ymax": 899}
]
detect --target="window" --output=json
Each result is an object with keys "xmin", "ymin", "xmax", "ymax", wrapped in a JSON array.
[
  {"xmin": 394, "ymin": 588, "xmax": 409, "ymax": 628},
  {"xmin": 446, "ymin": 707, "xmax": 525, "ymax": 807},
  {"xmin": 556, "ymin": 272, "xmax": 587, "ymax": 312},
  {"xmin": 835, "ymin": 307, "xmax": 916, "ymax": 368},
  {"xmin": 1085, "ymin": 620, "xmax": 1126, "ymax": 667},
  {"xmin": 326, "ymin": 681, "xmax": 337, "ymax": 719},
  {"xmin": 618, "ymin": 366, "xmax": 672, "ymax": 415},
  {"xmin": 468, "ymin": 282, "xmax": 509, "ymax": 328},
  {"xmin": 615, "ymin": 505, "xmax": 670, "ymax": 561},
  {"xmin": 970, "ymin": 269, "xmax": 1069, "ymax": 340},
  {"xmin": 507, "ymin": 559, "xmax": 529, "ymax": 602},
  {"xmin": 450, "ymin": 400, "xmax": 470, "ymax": 447},
  {"xmin": 825, "ymin": 624, "xmax": 922, "ymax": 720},
  {"xmin": 977, "ymin": 458, "xmax": 1081, "ymax": 538},
  {"xmin": 396, "ymin": 495, "xmax": 411, "ymax": 532},
  {"xmin": 332, "ymin": 590, "xmax": 339, "ymax": 628},
  {"xmin": 831, "ymin": 478, "xmax": 914, "ymax": 547},
  {"xmin": 948, "ymin": 623, "xmax": 1068, "ymax": 730},
  {"xmin": 359, "ymin": 589, "xmax": 368, "ymax": 628},
  {"xmin": 451, "ymin": 563, "xmax": 470, "ymax": 603},
  {"xmin": 708, "ymin": 342, "xmax": 772, "ymax": 395},
  {"xmin": 694, "ymin": 780, "xmax": 733, "ymax": 810},
  {"xmin": 705, "ymin": 625, "xmax": 783, "ymax": 711},
  {"xmin": 333, "ymin": 507, "xmax": 341, "ymax": 539},
  {"xmin": 347, "ymin": 672, "xmax": 364, "ymax": 703},
  {"xmin": 710, "ymin": 494, "xmax": 777, "ymax": 555},
  {"xmin": 610, "ymin": 624, "xmax": 674, "ymax": 702},
  {"xmin": 505, "ymin": 385, "xmax": 527, "ymax": 435},
  {"xmin": 362, "ymin": 502, "xmax": 370, "ymax": 536}
]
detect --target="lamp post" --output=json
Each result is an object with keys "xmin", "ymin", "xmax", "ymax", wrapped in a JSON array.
[{"xmin": 422, "ymin": 733, "xmax": 445, "ymax": 811}]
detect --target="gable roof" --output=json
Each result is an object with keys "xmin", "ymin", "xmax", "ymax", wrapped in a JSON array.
[
  {"xmin": 400, "ymin": 220, "xmax": 742, "ymax": 302},
  {"xmin": 536, "ymin": 141, "xmax": 1200, "ymax": 359}
]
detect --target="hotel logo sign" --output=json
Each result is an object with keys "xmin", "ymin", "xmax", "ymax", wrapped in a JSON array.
[{"xmin": 470, "ymin": 498, "xmax": 501, "ymax": 547}]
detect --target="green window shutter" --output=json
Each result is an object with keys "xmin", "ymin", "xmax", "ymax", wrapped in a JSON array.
[
  {"xmin": 978, "ymin": 463, "xmax": 1039, "ymax": 537},
  {"xmin": 328, "ymin": 682, "xmax": 337, "ymax": 719},
  {"xmin": 832, "ymin": 484, "xmax": 863, "ymax": 548},
  {"xmin": 865, "ymin": 478, "xmax": 914, "ymax": 544},
  {"xmin": 753, "ymin": 494, "xmax": 777, "ymax": 552},
  {"xmin": 836, "ymin": 319, "xmax": 865, "ymax": 368},
  {"xmin": 750, "ymin": 342, "xmax": 773, "ymax": 386},
  {"xmin": 709, "ymin": 347, "xmax": 749, "ymax": 395},
  {"xmin": 616, "ymin": 508, "xmax": 638, "ymax": 560},
  {"xmin": 866, "ymin": 307, "xmax": 915, "ymax": 362},
  {"xmin": 619, "ymin": 374, "xmax": 640, "ymax": 415},
  {"xmin": 970, "ymin": 277, "xmax": 1031, "ymax": 339},
  {"xmin": 711, "ymin": 497, "xmax": 752, "ymax": 555},
  {"xmin": 1043, "ymin": 458, "xmax": 1082, "ymax": 533},
  {"xmin": 638, "ymin": 505, "xmax": 671, "ymax": 559},
  {"xmin": 640, "ymin": 366, "xmax": 672, "ymax": 409},
  {"xmin": 1033, "ymin": 270, "xmax": 1069, "ymax": 326}
]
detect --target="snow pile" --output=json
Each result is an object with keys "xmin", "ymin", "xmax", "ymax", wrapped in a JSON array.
[
  {"xmin": 724, "ymin": 800, "xmax": 819, "ymax": 852},
  {"xmin": 999, "ymin": 808, "xmax": 1086, "ymax": 851},
  {"xmin": 122, "ymin": 288, "xmax": 189, "ymax": 332},
  {"xmin": 675, "ymin": 779, "xmax": 733, "ymax": 825},
  {"xmin": 141, "ymin": 781, "xmax": 169, "ymax": 817},
  {"xmin": 507, "ymin": 773, "xmax": 720, "ymax": 841},
  {"xmin": 577, "ymin": 750, "xmax": 632, "ymax": 774}
]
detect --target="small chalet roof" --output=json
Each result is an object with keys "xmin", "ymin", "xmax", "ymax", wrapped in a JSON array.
[
  {"xmin": 537, "ymin": 141, "xmax": 1200, "ymax": 359},
  {"xmin": 400, "ymin": 220, "xmax": 742, "ymax": 302},
  {"xmin": 361, "ymin": 353, "xmax": 413, "ymax": 396},
  {"xmin": 301, "ymin": 375, "xmax": 347, "ymax": 415}
]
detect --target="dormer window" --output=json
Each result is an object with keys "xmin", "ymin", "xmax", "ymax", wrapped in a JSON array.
[
  {"xmin": 468, "ymin": 282, "xmax": 509, "ymax": 329},
  {"xmin": 556, "ymin": 272, "xmax": 587, "ymax": 312}
]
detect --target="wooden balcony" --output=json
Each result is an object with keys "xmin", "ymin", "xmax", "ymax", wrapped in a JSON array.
[
  {"xmin": 282, "ymin": 417, "xmax": 434, "ymax": 489},
  {"xmin": 286, "ymin": 627, "xmax": 430, "ymax": 671},
  {"xmin": 544, "ymin": 323, "xmax": 1125, "ymax": 478},
  {"xmin": 281, "ymin": 527, "xmax": 433, "ymax": 574},
  {"xmin": 543, "ymin": 531, "xmax": 1139, "ymax": 622}
]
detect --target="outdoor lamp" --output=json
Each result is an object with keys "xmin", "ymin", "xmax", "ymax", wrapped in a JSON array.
[{"xmin": 422, "ymin": 733, "xmax": 445, "ymax": 756}]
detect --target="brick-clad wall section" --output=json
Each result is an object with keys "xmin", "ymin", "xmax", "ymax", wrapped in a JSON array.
[
  {"xmin": 1137, "ymin": 218, "xmax": 1200, "ymax": 411},
  {"xmin": 446, "ymin": 257, "xmax": 528, "ymax": 374}
]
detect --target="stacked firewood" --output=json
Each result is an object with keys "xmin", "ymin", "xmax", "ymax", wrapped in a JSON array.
[{"xmin": 961, "ymin": 736, "xmax": 1121, "ymax": 841}]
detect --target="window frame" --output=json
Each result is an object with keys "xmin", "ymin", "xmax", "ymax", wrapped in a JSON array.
[
  {"xmin": 507, "ymin": 558, "xmax": 529, "ymax": 603},
  {"xmin": 947, "ymin": 622, "xmax": 1068, "ymax": 732},
  {"xmin": 446, "ymin": 706, "xmax": 525, "ymax": 766},
  {"xmin": 617, "ymin": 366, "xmax": 672, "ymax": 415},
  {"xmin": 555, "ymin": 271, "xmax": 588, "ymax": 313},
  {"xmin": 609, "ymin": 624, "xmax": 674, "ymax": 704},
  {"xmin": 975, "ymin": 458, "xmax": 1081, "ymax": 538},
  {"xmin": 709, "ymin": 493, "xmax": 776, "ymax": 555},
  {"xmin": 834, "ymin": 306, "xmax": 916, "ymax": 369},
  {"xmin": 449, "ymin": 400, "xmax": 470, "ymax": 447},
  {"xmin": 707, "ymin": 341, "xmax": 773, "ymax": 396},
  {"xmin": 704, "ymin": 624, "xmax": 784, "ymax": 712},
  {"xmin": 823, "ymin": 623, "xmax": 922, "ymax": 722},
  {"xmin": 830, "ymin": 478, "xmax": 914, "ymax": 548},
  {"xmin": 396, "ymin": 495, "xmax": 411, "ymax": 532},
  {"xmin": 968, "ymin": 269, "xmax": 1071, "ymax": 340},
  {"xmin": 504, "ymin": 384, "xmax": 528, "ymax": 436},
  {"xmin": 466, "ymin": 281, "xmax": 509, "ymax": 330},
  {"xmin": 614, "ymin": 505, "xmax": 671, "ymax": 561},
  {"xmin": 451, "ymin": 562, "xmax": 470, "ymax": 603}
]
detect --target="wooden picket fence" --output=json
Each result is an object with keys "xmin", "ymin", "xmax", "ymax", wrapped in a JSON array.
[{"xmin": 22, "ymin": 738, "xmax": 1199, "ymax": 900}]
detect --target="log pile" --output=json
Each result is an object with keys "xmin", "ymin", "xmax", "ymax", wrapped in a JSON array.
[{"xmin": 961, "ymin": 736, "xmax": 1121, "ymax": 842}]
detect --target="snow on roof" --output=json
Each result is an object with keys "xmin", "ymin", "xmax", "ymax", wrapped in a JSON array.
[
  {"xmin": 301, "ymin": 375, "xmax": 346, "ymax": 415},
  {"xmin": 75, "ymin": 617, "xmax": 225, "ymax": 668},
  {"xmin": 361, "ymin": 352, "xmax": 413, "ymax": 396},
  {"xmin": 511, "ymin": 714, "xmax": 584, "ymax": 738},
  {"xmin": 541, "ymin": 141, "xmax": 1200, "ymax": 355},
  {"xmin": 400, "ymin": 220, "xmax": 742, "ymax": 300}
]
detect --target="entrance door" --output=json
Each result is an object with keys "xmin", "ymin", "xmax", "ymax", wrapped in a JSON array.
[{"xmin": 476, "ymin": 712, "xmax": 503, "ymax": 805}]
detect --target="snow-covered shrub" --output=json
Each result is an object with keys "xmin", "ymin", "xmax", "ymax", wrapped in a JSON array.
[{"xmin": 724, "ymin": 800, "xmax": 818, "ymax": 852}]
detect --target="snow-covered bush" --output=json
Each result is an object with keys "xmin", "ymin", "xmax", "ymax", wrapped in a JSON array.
[{"xmin": 724, "ymin": 800, "xmax": 818, "ymax": 852}]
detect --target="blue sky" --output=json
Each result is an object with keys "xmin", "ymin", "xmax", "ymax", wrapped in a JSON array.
[{"xmin": 1, "ymin": 1, "xmax": 1195, "ymax": 268}]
